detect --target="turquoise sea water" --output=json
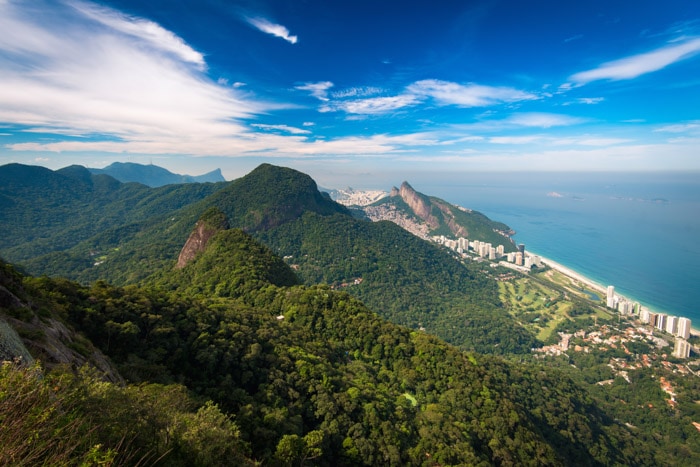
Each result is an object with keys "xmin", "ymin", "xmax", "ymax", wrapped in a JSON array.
[{"xmin": 413, "ymin": 172, "xmax": 700, "ymax": 323}]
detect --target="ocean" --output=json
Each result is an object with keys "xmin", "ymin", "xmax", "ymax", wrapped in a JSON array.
[{"xmin": 411, "ymin": 171, "xmax": 700, "ymax": 324}]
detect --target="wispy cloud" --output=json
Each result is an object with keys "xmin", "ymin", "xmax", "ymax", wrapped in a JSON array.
[
  {"xmin": 563, "ymin": 97, "xmax": 605, "ymax": 106},
  {"xmin": 504, "ymin": 113, "xmax": 586, "ymax": 128},
  {"xmin": 251, "ymin": 124, "xmax": 311, "ymax": 135},
  {"xmin": 0, "ymin": 0, "xmax": 272, "ymax": 155},
  {"xmin": 246, "ymin": 16, "xmax": 297, "ymax": 44},
  {"xmin": 654, "ymin": 121, "xmax": 700, "ymax": 133},
  {"xmin": 70, "ymin": 0, "xmax": 206, "ymax": 69},
  {"xmin": 407, "ymin": 79, "xmax": 538, "ymax": 107},
  {"xmin": 549, "ymin": 137, "xmax": 632, "ymax": 146},
  {"xmin": 489, "ymin": 135, "xmax": 543, "ymax": 145},
  {"xmin": 564, "ymin": 34, "xmax": 584, "ymax": 43},
  {"xmin": 318, "ymin": 79, "xmax": 537, "ymax": 115},
  {"xmin": 569, "ymin": 37, "xmax": 700, "ymax": 84},
  {"xmin": 331, "ymin": 87, "xmax": 383, "ymax": 99},
  {"xmin": 320, "ymin": 94, "xmax": 421, "ymax": 114},
  {"xmin": 296, "ymin": 81, "xmax": 334, "ymax": 101}
]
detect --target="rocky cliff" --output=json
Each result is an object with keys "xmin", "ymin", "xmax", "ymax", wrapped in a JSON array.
[
  {"xmin": 0, "ymin": 263, "xmax": 122, "ymax": 382},
  {"xmin": 369, "ymin": 181, "xmax": 515, "ymax": 250},
  {"xmin": 391, "ymin": 181, "xmax": 468, "ymax": 238},
  {"xmin": 392, "ymin": 181, "xmax": 440, "ymax": 229},
  {"xmin": 176, "ymin": 208, "xmax": 229, "ymax": 269}
]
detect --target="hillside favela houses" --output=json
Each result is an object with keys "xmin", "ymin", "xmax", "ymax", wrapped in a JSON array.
[{"xmin": 435, "ymin": 235, "xmax": 694, "ymax": 359}]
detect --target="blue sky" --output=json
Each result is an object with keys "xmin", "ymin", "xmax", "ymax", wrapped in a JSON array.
[{"xmin": 1, "ymin": 0, "xmax": 700, "ymax": 186}]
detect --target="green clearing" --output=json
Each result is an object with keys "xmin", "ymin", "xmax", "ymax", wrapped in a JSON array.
[{"xmin": 499, "ymin": 271, "xmax": 611, "ymax": 343}]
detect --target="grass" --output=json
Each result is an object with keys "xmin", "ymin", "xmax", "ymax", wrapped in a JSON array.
[{"xmin": 499, "ymin": 271, "xmax": 612, "ymax": 343}]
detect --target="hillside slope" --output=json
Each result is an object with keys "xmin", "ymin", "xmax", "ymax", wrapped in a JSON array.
[
  {"xmin": 0, "ymin": 163, "xmax": 224, "ymax": 271},
  {"xmin": 0, "ymin": 224, "xmax": 653, "ymax": 465},
  {"xmin": 1, "ymin": 163, "xmax": 537, "ymax": 354}
]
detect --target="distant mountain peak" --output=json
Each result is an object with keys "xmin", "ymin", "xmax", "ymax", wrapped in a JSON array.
[
  {"xmin": 367, "ymin": 181, "xmax": 515, "ymax": 250},
  {"xmin": 89, "ymin": 162, "xmax": 225, "ymax": 187}
]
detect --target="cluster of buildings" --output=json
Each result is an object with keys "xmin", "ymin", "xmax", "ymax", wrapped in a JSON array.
[
  {"xmin": 432, "ymin": 236, "xmax": 543, "ymax": 269},
  {"xmin": 606, "ymin": 285, "xmax": 694, "ymax": 358},
  {"xmin": 435, "ymin": 235, "xmax": 695, "ymax": 361}
]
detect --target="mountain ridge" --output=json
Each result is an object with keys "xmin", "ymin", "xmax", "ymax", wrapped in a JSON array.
[
  {"xmin": 89, "ymin": 161, "xmax": 225, "ymax": 187},
  {"xmin": 356, "ymin": 181, "xmax": 516, "ymax": 251},
  {"xmin": 0, "ymin": 162, "xmax": 695, "ymax": 464}
]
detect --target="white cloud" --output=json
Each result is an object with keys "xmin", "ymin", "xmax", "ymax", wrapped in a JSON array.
[
  {"xmin": 496, "ymin": 112, "xmax": 586, "ymax": 128},
  {"xmin": 318, "ymin": 79, "xmax": 536, "ymax": 116},
  {"xmin": 251, "ymin": 124, "xmax": 311, "ymax": 135},
  {"xmin": 570, "ymin": 37, "xmax": 700, "ymax": 84},
  {"xmin": 0, "ymin": 0, "xmax": 276, "ymax": 156},
  {"xmin": 549, "ymin": 137, "xmax": 632, "ymax": 146},
  {"xmin": 407, "ymin": 79, "xmax": 538, "ymax": 107},
  {"xmin": 331, "ymin": 87, "xmax": 383, "ymax": 98},
  {"xmin": 70, "ymin": 0, "xmax": 206, "ymax": 69},
  {"xmin": 296, "ymin": 81, "xmax": 334, "ymax": 101},
  {"xmin": 320, "ymin": 94, "xmax": 421, "ymax": 115},
  {"xmin": 504, "ymin": 113, "xmax": 586, "ymax": 128},
  {"xmin": 565, "ymin": 97, "xmax": 605, "ymax": 105},
  {"xmin": 489, "ymin": 135, "xmax": 543, "ymax": 145},
  {"xmin": 246, "ymin": 16, "xmax": 297, "ymax": 44},
  {"xmin": 654, "ymin": 121, "xmax": 700, "ymax": 133}
]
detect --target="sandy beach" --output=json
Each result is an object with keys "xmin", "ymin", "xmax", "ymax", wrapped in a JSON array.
[
  {"xmin": 526, "ymin": 251, "xmax": 700, "ymax": 336},
  {"xmin": 526, "ymin": 252, "xmax": 607, "ymax": 295}
]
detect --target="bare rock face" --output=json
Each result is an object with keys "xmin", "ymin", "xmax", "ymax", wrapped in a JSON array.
[
  {"xmin": 176, "ymin": 208, "xmax": 230, "ymax": 269},
  {"xmin": 176, "ymin": 221, "xmax": 220, "ymax": 269},
  {"xmin": 434, "ymin": 200, "xmax": 468, "ymax": 238},
  {"xmin": 397, "ymin": 182, "xmax": 440, "ymax": 230}
]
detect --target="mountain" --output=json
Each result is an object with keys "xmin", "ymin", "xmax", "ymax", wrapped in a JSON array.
[
  {"xmin": 0, "ymin": 226, "xmax": 654, "ymax": 465},
  {"xmin": 0, "ymin": 162, "xmax": 536, "ymax": 354},
  {"xmin": 363, "ymin": 181, "xmax": 516, "ymax": 250},
  {"xmin": 1, "ymin": 163, "xmax": 696, "ymax": 465},
  {"xmin": 88, "ymin": 161, "xmax": 225, "ymax": 187},
  {"xmin": 0, "ymin": 163, "xmax": 225, "ymax": 273}
]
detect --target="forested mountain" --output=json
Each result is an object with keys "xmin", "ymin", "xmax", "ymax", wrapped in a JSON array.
[
  {"xmin": 1, "ymin": 162, "xmax": 697, "ymax": 464},
  {"xmin": 0, "ymin": 163, "xmax": 536, "ymax": 354},
  {"xmin": 89, "ymin": 161, "xmax": 225, "ymax": 187},
  {"xmin": 0, "ymin": 224, "xmax": 653, "ymax": 465},
  {"xmin": 0, "ymin": 163, "xmax": 224, "ymax": 270}
]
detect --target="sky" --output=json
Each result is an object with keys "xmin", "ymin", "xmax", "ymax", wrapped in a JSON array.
[{"xmin": 1, "ymin": 0, "xmax": 700, "ymax": 186}]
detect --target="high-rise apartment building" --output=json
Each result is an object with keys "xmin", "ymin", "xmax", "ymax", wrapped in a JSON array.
[
  {"xmin": 666, "ymin": 316, "xmax": 678, "ymax": 335},
  {"xmin": 673, "ymin": 338, "xmax": 691, "ymax": 359},
  {"xmin": 648, "ymin": 312, "xmax": 658, "ymax": 327},
  {"xmin": 656, "ymin": 314, "xmax": 667, "ymax": 331},
  {"xmin": 678, "ymin": 317, "xmax": 692, "ymax": 340},
  {"xmin": 606, "ymin": 286, "xmax": 615, "ymax": 308},
  {"xmin": 515, "ymin": 252, "xmax": 523, "ymax": 266},
  {"xmin": 640, "ymin": 309, "xmax": 650, "ymax": 323}
]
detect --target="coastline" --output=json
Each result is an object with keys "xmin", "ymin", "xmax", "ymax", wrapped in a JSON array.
[
  {"xmin": 529, "ymin": 252, "xmax": 607, "ymax": 296},
  {"xmin": 525, "ymin": 251, "xmax": 700, "ymax": 337}
]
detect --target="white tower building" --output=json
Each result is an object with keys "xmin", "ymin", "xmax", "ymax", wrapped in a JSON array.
[
  {"xmin": 606, "ymin": 286, "xmax": 615, "ymax": 308},
  {"xmin": 673, "ymin": 338, "xmax": 691, "ymax": 359},
  {"xmin": 678, "ymin": 317, "xmax": 692, "ymax": 340},
  {"xmin": 666, "ymin": 316, "xmax": 678, "ymax": 335}
]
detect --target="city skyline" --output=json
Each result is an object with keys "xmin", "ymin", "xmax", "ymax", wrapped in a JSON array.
[{"xmin": 1, "ymin": 1, "xmax": 700, "ymax": 184}]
